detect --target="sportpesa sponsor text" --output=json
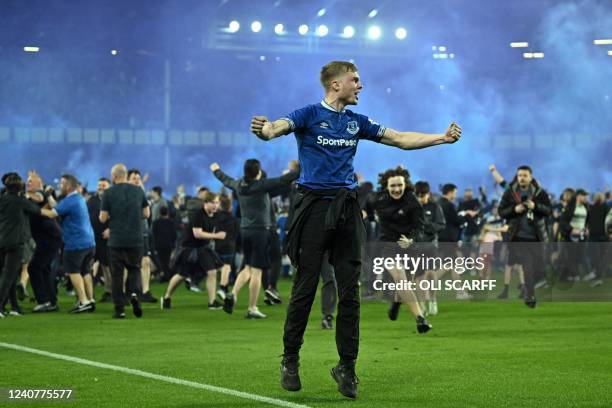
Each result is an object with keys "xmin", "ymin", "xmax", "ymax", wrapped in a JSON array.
[{"xmin": 316, "ymin": 135, "xmax": 358, "ymax": 147}]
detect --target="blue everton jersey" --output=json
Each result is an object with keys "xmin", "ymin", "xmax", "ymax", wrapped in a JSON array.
[{"xmin": 282, "ymin": 101, "xmax": 385, "ymax": 190}]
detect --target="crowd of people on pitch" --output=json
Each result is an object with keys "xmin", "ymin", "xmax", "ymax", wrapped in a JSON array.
[{"xmin": 1, "ymin": 160, "xmax": 610, "ymax": 322}]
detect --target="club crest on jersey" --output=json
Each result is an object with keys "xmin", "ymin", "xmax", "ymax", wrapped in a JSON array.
[
  {"xmin": 346, "ymin": 121, "xmax": 359, "ymax": 135},
  {"xmin": 319, "ymin": 122, "xmax": 329, "ymax": 129}
]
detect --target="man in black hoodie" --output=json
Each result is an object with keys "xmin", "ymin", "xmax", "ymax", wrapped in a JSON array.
[
  {"xmin": 498, "ymin": 165, "xmax": 551, "ymax": 308},
  {"xmin": 211, "ymin": 160, "xmax": 298, "ymax": 319}
]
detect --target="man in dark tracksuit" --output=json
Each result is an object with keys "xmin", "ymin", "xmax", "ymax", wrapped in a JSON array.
[
  {"xmin": 250, "ymin": 60, "xmax": 461, "ymax": 398},
  {"xmin": 211, "ymin": 160, "xmax": 298, "ymax": 319},
  {"xmin": 498, "ymin": 165, "xmax": 551, "ymax": 308},
  {"xmin": 26, "ymin": 173, "xmax": 62, "ymax": 313},
  {"xmin": 0, "ymin": 173, "xmax": 50, "ymax": 316}
]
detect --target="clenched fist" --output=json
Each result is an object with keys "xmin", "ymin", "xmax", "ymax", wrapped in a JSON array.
[{"xmin": 444, "ymin": 122, "xmax": 462, "ymax": 144}]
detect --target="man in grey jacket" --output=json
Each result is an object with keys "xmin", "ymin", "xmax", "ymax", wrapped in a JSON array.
[{"xmin": 210, "ymin": 159, "xmax": 298, "ymax": 319}]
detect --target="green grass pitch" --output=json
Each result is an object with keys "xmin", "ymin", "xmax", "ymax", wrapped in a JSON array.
[{"xmin": 2, "ymin": 279, "xmax": 612, "ymax": 407}]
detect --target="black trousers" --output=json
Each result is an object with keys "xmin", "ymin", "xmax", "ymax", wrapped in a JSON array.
[
  {"xmin": 263, "ymin": 229, "xmax": 282, "ymax": 290},
  {"xmin": 0, "ymin": 245, "xmax": 24, "ymax": 309},
  {"xmin": 283, "ymin": 199, "xmax": 364, "ymax": 363},
  {"xmin": 28, "ymin": 238, "xmax": 61, "ymax": 305},
  {"xmin": 155, "ymin": 246, "xmax": 173, "ymax": 282},
  {"xmin": 109, "ymin": 247, "xmax": 142, "ymax": 312},
  {"xmin": 511, "ymin": 238, "xmax": 540, "ymax": 298}
]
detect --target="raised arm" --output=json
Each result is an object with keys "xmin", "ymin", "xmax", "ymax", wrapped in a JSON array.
[
  {"xmin": 380, "ymin": 122, "xmax": 461, "ymax": 150},
  {"xmin": 210, "ymin": 164, "xmax": 240, "ymax": 191},
  {"xmin": 250, "ymin": 116, "xmax": 291, "ymax": 141},
  {"xmin": 261, "ymin": 171, "xmax": 300, "ymax": 193}
]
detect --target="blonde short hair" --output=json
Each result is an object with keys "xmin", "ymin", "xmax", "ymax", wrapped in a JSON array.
[{"xmin": 320, "ymin": 61, "xmax": 358, "ymax": 91}]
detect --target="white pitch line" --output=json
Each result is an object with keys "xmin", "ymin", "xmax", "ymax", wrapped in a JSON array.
[{"xmin": 0, "ymin": 342, "xmax": 310, "ymax": 408}]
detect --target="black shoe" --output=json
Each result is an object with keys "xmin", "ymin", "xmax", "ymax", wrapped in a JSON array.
[
  {"xmin": 112, "ymin": 310, "xmax": 126, "ymax": 319},
  {"xmin": 88, "ymin": 301, "xmax": 96, "ymax": 313},
  {"xmin": 140, "ymin": 291, "xmax": 157, "ymax": 303},
  {"xmin": 208, "ymin": 300, "xmax": 223, "ymax": 310},
  {"xmin": 47, "ymin": 304, "xmax": 59, "ymax": 312},
  {"xmin": 322, "ymin": 315, "xmax": 334, "ymax": 330},
  {"xmin": 161, "ymin": 297, "xmax": 171, "ymax": 310},
  {"xmin": 524, "ymin": 297, "xmax": 537, "ymax": 309},
  {"xmin": 100, "ymin": 292, "xmax": 112, "ymax": 303},
  {"xmin": 16, "ymin": 283, "xmax": 27, "ymax": 301},
  {"xmin": 264, "ymin": 298, "xmax": 274, "ymax": 306},
  {"xmin": 497, "ymin": 287, "xmax": 509, "ymax": 299},
  {"xmin": 265, "ymin": 288, "xmax": 282, "ymax": 304},
  {"xmin": 280, "ymin": 356, "xmax": 301, "ymax": 392},
  {"xmin": 331, "ymin": 363, "xmax": 359, "ymax": 399},
  {"xmin": 130, "ymin": 294, "xmax": 143, "ymax": 318},
  {"xmin": 184, "ymin": 278, "xmax": 192, "ymax": 291},
  {"xmin": 416, "ymin": 315, "xmax": 432, "ymax": 334},
  {"xmin": 223, "ymin": 293, "xmax": 235, "ymax": 314},
  {"xmin": 69, "ymin": 301, "xmax": 93, "ymax": 314},
  {"xmin": 388, "ymin": 302, "xmax": 401, "ymax": 321}
]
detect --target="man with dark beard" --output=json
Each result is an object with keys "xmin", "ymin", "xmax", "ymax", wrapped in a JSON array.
[{"xmin": 498, "ymin": 165, "xmax": 551, "ymax": 308}]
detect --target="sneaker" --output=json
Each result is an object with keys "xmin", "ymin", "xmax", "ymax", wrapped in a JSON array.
[
  {"xmin": 184, "ymin": 279, "xmax": 192, "ymax": 291},
  {"xmin": 583, "ymin": 271, "xmax": 597, "ymax": 282},
  {"xmin": 223, "ymin": 293, "xmax": 235, "ymax": 314},
  {"xmin": 112, "ymin": 310, "xmax": 126, "ymax": 319},
  {"xmin": 280, "ymin": 356, "xmax": 301, "ymax": 392},
  {"xmin": 88, "ymin": 301, "xmax": 96, "ymax": 313},
  {"xmin": 161, "ymin": 297, "xmax": 171, "ymax": 310},
  {"xmin": 456, "ymin": 290, "xmax": 473, "ymax": 300},
  {"xmin": 416, "ymin": 315, "xmax": 432, "ymax": 334},
  {"xmin": 100, "ymin": 292, "xmax": 112, "ymax": 303},
  {"xmin": 69, "ymin": 301, "xmax": 93, "ymax": 314},
  {"xmin": 9, "ymin": 305, "xmax": 23, "ymax": 316},
  {"xmin": 265, "ymin": 288, "xmax": 282, "ymax": 304},
  {"xmin": 524, "ymin": 297, "xmax": 537, "ymax": 309},
  {"xmin": 140, "ymin": 291, "xmax": 157, "ymax": 303},
  {"xmin": 189, "ymin": 285, "xmax": 203, "ymax": 293},
  {"xmin": 264, "ymin": 298, "xmax": 274, "ymax": 306},
  {"xmin": 388, "ymin": 302, "xmax": 401, "ymax": 321},
  {"xmin": 590, "ymin": 279, "xmax": 603, "ymax": 288},
  {"xmin": 216, "ymin": 288, "xmax": 227, "ymax": 301},
  {"xmin": 497, "ymin": 287, "xmax": 509, "ymax": 299},
  {"xmin": 33, "ymin": 302, "xmax": 52, "ymax": 313},
  {"xmin": 246, "ymin": 308, "xmax": 267, "ymax": 319},
  {"xmin": 130, "ymin": 294, "xmax": 143, "ymax": 318},
  {"xmin": 208, "ymin": 300, "xmax": 223, "ymax": 310},
  {"xmin": 47, "ymin": 304, "xmax": 59, "ymax": 312},
  {"xmin": 322, "ymin": 315, "xmax": 334, "ymax": 329},
  {"xmin": 534, "ymin": 279, "xmax": 549, "ymax": 289},
  {"xmin": 0, "ymin": 310, "xmax": 5, "ymax": 319},
  {"xmin": 428, "ymin": 300, "xmax": 438, "ymax": 316},
  {"xmin": 331, "ymin": 363, "xmax": 359, "ymax": 399},
  {"xmin": 16, "ymin": 283, "xmax": 27, "ymax": 301}
]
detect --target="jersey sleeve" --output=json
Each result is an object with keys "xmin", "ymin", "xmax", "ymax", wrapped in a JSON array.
[
  {"xmin": 281, "ymin": 105, "xmax": 316, "ymax": 132},
  {"xmin": 355, "ymin": 113, "xmax": 386, "ymax": 142},
  {"xmin": 54, "ymin": 196, "xmax": 70, "ymax": 217}
]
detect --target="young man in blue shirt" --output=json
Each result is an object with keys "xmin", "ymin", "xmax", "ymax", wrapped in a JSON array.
[
  {"xmin": 46, "ymin": 174, "xmax": 97, "ymax": 313},
  {"xmin": 250, "ymin": 61, "xmax": 462, "ymax": 399}
]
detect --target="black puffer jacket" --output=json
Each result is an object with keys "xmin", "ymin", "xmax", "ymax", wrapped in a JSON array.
[{"xmin": 498, "ymin": 179, "xmax": 551, "ymax": 242}]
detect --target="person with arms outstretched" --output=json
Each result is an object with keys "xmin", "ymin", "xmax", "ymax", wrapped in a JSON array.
[{"xmin": 250, "ymin": 61, "xmax": 461, "ymax": 399}]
